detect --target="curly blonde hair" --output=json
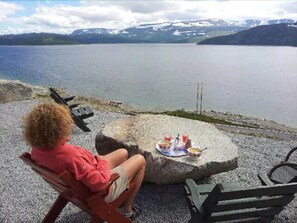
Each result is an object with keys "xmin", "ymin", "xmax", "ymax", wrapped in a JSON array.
[{"xmin": 23, "ymin": 103, "xmax": 73, "ymax": 149}]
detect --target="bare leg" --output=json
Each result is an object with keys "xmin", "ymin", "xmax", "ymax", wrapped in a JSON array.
[
  {"xmin": 103, "ymin": 148, "xmax": 128, "ymax": 169},
  {"xmin": 120, "ymin": 154, "xmax": 146, "ymax": 213}
]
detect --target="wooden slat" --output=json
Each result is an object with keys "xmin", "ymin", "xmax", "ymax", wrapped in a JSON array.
[
  {"xmin": 219, "ymin": 183, "xmax": 297, "ymax": 201},
  {"xmin": 258, "ymin": 172, "xmax": 274, "ymax": 186},
  {"xmin": 185, "ymin": 179, "xmax": 205, "ymax": 216},
  {"xmin": 72, "ymin": 107, "xmax": 94, "ymax": 119},
  {"xmin": 72, "ymin": 115, "xmax": 91, "ymax": 132},
  {"xmin": 49, "ymin": 88, "xmax": 67, "ymax": 105},
  {"xmin": 45, "ymin": 180, "xmax": 78, "ymax": 198},
  {"xmin": 60, "ymin": 172, "xmax": 90, "ymax": 199},
  {"xmin": 203, "ymin": 184, "xmax": 222, "ymax": 215},
  {"xmin": 42, "ymin": 195, "xmax": 68, "ymax": 223},
  {"xmin": 63, "ymin": 95, "xmax": 75, "ymax": 102},
  {"xmin": 209, "ymin": 207, "xmax": 283, "ymax": 222},
  {"xmin": 32, "ymin": 168, "xmax": 65, "ymax": 185},
  {"xmin": 20, "ymin": 153, "xmax": 65, "ymax": 185},
  {"xmin": 220, "ymin": 217, "xmax": 274, "ymax": 223},
  {"xmin": 197, "ymin": 182, "xmax": 242, "ymax": 194},
  {"xmin": 214, "ymin": 195, "xmax": 294, "ymax": 212},
  {"xmin": 84, "ymin": 106, "xmax": 93, "ymax": 114}
]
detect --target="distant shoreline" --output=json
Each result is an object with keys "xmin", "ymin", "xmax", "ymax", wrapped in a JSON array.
[{"xmin": 1, "ymin": 78, "xmax": 297, "ymax": 135}]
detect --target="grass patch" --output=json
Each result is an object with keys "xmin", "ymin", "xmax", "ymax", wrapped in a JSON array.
[
  {"xmin": 162, "ymin": 110, "xmax": 243, "ymax": 126},
  {"xmin": 34, "ymin": 93, "xmax": 49, "ymax": 98}
]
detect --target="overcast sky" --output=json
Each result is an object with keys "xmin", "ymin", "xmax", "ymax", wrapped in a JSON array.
[{"xmin": 0, "ymin": 0, "xmax": 296, "ymax": 34}]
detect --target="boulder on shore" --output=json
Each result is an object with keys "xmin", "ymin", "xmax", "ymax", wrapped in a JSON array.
[
  {"xmin": 0, "ymin": 79, "xmax": 47, "ymax": 103},
  {"xmin": 96, "ymin": 114, "xmax": 238, "ymax": 185}
]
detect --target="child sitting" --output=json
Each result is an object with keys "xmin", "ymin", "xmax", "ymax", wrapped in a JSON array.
[{"xmin": 23, "ymin": 103, "xmax": 146, "ymax": 220}]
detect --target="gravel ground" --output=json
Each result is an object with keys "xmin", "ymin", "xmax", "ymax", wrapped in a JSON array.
[{"xmin": 0, "ymin": 99, "xmax": 296, "ymax": 223}]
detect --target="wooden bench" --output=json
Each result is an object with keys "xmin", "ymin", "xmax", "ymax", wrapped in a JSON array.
[
  {"xmin": 184, "ymin": 178, "xmax": 297, "ymax": 223},
  {"xmin": 20, "ymin": 152, "xmax": 135, "ymax": 223},
  {"xmin": 49, "ymin": 87, "xmax": 94, "ymax": 132}
]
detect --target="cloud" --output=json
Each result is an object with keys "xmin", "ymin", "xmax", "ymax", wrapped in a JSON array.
[
  {"xmin": 82, "ymin": 1, "xmax": 297, "ymax": 22},
  {"xmin": 278, "ymin": 1, "xmax": 297, "ymax": 13},
  {"xmin": 82, "ymin": 0, "xmax": 181, "ymax": 14},
  {"xmin": 1, "ymin": 0, "xmax": 296, "ymax": 34},
  {"xmin": 0, "ymin": 1, "xmax": 23, "ymax": 22},
  {"xmin": 20, "ymin": 3, "xmax": 136, "ymax": 33}
]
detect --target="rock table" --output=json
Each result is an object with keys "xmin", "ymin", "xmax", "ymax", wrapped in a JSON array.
[{"xmin": 96, "ymin": 114, "xmax": 238, "ymax": 185}]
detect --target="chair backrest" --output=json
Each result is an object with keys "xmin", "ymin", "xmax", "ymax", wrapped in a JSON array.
[
  {"xmin": 49, "ymin": 88, "xmax": 91, "ymax": 132},
  {"xmin": 49, "ymin": 87, "xmax": 68, "ymax": 105},
  {"xmin": 203, "ymin": 183, "xmax": 297, "ymax": 222},
  {"xmin": 20, "ymin": 152, "xmax": 91, "ymax": 202},
  {"xmin": 285, "ymin": 146, "xmax": 297, "ymax": 162}
]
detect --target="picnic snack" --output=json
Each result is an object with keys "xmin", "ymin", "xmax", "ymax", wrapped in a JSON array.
[
  {"xmin": 185, "ymin": 138, "xmax": 192, "ymax": 148},
  {"xmin": 158, "ymin": 140, "xmax": 171, "ymax": 149},
  {"xmin": 182, "ymin": 134, "xmax": 188, "ymax": 143},
  {"xmin": 164, "ymin": 133, "xmax": 172, "ymax": 141},
  {"xmin": 188, "ymin": 147, "xmax": 202, "ymax": 158}
]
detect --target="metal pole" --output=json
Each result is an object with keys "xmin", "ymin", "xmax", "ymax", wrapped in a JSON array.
[
  {"xmin": 200, "ymin": 82, "xmax": 203, "ymax": 114},
  {"xmin": 196, "ymin": 82, "xmax": 200, "ymax": 113}
]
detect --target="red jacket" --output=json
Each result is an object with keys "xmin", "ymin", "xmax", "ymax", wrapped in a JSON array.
[{"xmin": 31, "ymin": 143, "xmax": 111, "ymax": 192}]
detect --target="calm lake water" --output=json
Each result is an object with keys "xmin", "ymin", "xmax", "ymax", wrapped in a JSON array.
[{"xmin": 0, "ymin": 44, "xmax": 296, "ymax": 127}]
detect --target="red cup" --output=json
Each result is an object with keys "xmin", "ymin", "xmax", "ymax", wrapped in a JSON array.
[
  {"xmin": 164, "ymin": 134, "xmax": 172, "ymax": 141},
  {"xmin": 182, "ymin": 134, "xmax": 188, "ymax": 143}
]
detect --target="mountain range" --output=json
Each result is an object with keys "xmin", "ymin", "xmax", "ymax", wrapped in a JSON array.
[
  {"xmin": 199, "ymin": 23, "xmax": 297, "ymax": 47},
  {"xmin": 0, "ymin": 19, "xmax": 295, "ymax": 45}
]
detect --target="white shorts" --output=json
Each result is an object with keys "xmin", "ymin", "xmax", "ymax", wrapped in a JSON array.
[{"xmin": 104, "ymin": 166, "xmax": 129, "ymax": 203}]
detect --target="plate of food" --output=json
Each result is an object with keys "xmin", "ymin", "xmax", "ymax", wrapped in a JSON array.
[{"xmin": 155, "ymin": 140, "xmax": 189, "ymax": 157}]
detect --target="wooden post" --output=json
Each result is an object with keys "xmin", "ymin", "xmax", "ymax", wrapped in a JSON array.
[
  {"xmin": 196, "ymin": 82, "xmax": 200, "ymax": 113},
  {"xmin": 200, "ymin": 82, "xmax": 203, "ymax": 114}
]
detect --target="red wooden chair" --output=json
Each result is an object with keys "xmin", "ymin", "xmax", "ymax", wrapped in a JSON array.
[{"xmin": 20, "ymin": 152, "xmax": 135, "ymax": 223}]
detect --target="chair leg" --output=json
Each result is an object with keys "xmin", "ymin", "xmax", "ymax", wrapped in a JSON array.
[
  {"xmin": 42, "ymin": 195, "xmax": 68, "ymax": 223},
  {"xmin": 89, "ymin": 216, "xmax": 105, "ymax": 223}
]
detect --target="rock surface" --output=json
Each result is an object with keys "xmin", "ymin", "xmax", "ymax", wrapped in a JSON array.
[
  {"xmin": 0, "ymin": 79, "xmax": 47, "ymax": 103},
  {"xmin": 97, "ymin": 114, "xmax": 239, "ymax": 184}
]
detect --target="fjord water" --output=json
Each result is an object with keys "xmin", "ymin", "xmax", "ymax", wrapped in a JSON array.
[{"xmin": 0, "ymin": 44, "xmax": 296, "ymax": 127}]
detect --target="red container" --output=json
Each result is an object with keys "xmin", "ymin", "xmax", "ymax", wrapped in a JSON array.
[
  {"xmin": 182, "ymin": 134, "xmax": 188, "ymax": 143},
  {"xmin": 164, "ymin": 134, "xmax": 172, "ymax": 141}
]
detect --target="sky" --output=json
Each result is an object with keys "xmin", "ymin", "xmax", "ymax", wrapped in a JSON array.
[{"xmin": 0, "ymin": 0, "xmax": 296, "ymax": 35}]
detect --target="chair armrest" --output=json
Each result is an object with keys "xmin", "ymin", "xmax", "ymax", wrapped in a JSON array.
[
  {"xmin": 69, "ymin": 103, "xmax": 79, "ymax": 109},
  {"xmin": 285, "ymin": 147, "xmax": 297, "ymax": 162},
  {"xmin": 258, "ymin": 171, "xmax": 274, "ymax": 186},
  {"xmin": 63, "ymin": 95, "xmax": 75, "ymax": 102}
]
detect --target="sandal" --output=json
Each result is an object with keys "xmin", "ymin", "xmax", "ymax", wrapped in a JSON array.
[{"xmin": 123, "ymin": 204, "xmax": 142, "ymax": 221}]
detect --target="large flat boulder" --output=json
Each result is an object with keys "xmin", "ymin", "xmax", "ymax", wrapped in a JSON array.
[
  {"xmin": 0, "ymin": 79, "xmax": 48, "ymax": 103},
  {"xmin": 96, "ymin": 114, "xmax": 238, "ymax": 185},
  {"xmin": 0, "ymin": 80, "xmax": 33, "ymax": 103}
]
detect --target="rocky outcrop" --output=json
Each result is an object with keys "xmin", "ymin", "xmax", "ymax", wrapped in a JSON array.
[
  {"xmin": 96, "ymin": 114, "xmax": 238, "ymax": 185},
  {"xmin": 0, "ymin": 79, "xmax": 46, "ymax": 103}
]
